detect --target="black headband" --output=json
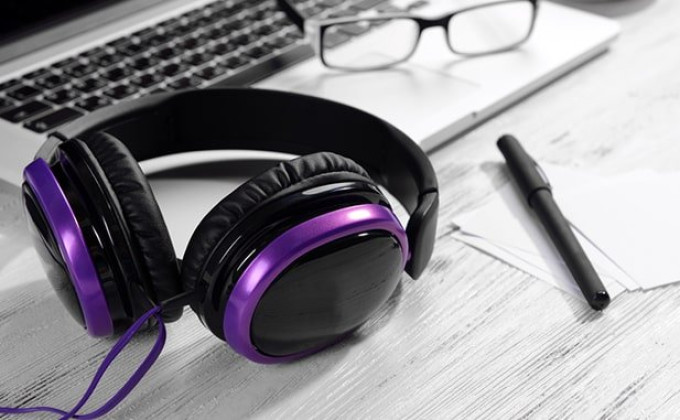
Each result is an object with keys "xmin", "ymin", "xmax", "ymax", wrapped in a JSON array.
[{"xmin": 46, "ymin": 88, "xmax": 438, "ymax": 277}]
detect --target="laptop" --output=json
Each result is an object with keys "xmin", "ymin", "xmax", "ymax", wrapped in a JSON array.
[{"xmin": 0, "ymin": 0, "xmax": 619, "ymax": 185}]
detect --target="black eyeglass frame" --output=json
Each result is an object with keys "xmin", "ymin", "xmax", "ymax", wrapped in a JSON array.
[{"xmin": 277, "ymin": 0, "xmax": 540, "ymax": 71}]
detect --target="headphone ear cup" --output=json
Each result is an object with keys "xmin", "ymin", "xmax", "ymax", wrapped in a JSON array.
[
  {"xmin": 181, "ymin": 152, "xmax": 408, "ymax": 362},
  {"xmin": 181, "ymin": 152, "xmax": 388, "ymax": 342},
  {"xmin": 80, "ymin": 132, "xmax": 183, "ymax": 321}
]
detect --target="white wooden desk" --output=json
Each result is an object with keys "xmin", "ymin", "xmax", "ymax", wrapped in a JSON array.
[{"xmin": 2, "ymin": 0, "xmax": 680, "ymax": 417}]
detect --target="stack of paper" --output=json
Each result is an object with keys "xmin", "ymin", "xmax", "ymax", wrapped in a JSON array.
[{"xmin": 452, "ymin": 164, "xmax": 680, "ymax": 301}]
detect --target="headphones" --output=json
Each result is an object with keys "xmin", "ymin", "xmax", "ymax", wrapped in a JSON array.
[{"xmin": 22, "ymin": 88, "xmax": 438, "ymax": 364}]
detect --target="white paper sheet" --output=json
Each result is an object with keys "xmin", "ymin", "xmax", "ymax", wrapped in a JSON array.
[{"xmin": 558, "ymin": 172, "xmax": 680, "ymax": 289}]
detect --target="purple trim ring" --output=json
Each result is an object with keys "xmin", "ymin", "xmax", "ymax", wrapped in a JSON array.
[
  {"xmin": 24, "ymin": 159, "xmax": 114, "ymax": 337},
  {"xmin": 223, "ymin": 203, "xmax": 409, "ymax": 364}
]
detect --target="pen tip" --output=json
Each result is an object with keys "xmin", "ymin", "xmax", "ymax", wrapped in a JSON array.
[{"xmin": 590, "ymin": 291, "xmax": 611, "ymax": 311}]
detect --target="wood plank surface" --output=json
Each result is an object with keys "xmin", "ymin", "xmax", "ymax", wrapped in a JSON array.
[{"xmin": 2, "ymin": 0, "xmax": 680, "ymax": 418}]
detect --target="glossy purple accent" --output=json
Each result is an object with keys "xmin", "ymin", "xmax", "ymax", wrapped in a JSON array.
[
  {"xmin": 223, "ymin": 204, "xmax": 409, "ymax": 364},
  {"xmin": 23, "ymin": 159, "xmax": 113, "ymax": 337}
]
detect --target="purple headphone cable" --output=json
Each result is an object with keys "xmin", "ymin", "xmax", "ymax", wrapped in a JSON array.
[{"xmin": 0, "ymin": 306, "xmax": 166, "ymax": 419}]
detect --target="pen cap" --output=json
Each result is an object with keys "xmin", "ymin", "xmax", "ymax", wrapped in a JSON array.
[{"xmin": 497, "ymin": 134, "xmax": 551, "ymax": 204}]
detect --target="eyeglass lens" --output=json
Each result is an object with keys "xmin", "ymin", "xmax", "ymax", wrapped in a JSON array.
[
  {"xmin": 322, "ymin": 18, "xmax": 421, "ymax": 70},
  {"xmin": 447, "ymin": 1, "xmax": 534, "ymax": 55}
]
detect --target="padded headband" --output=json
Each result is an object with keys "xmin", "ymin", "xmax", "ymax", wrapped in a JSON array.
[{"xmin": 44, "ymin": 88, "xmax": 438, "ymax": 278}]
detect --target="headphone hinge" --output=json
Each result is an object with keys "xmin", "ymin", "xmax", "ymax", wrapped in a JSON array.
[{"xmin": 405, "ymin": 190, "xmax": 439, "ymax": 279}]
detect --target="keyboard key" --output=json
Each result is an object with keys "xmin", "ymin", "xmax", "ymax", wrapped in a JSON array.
[
  {"xmin": 0, "ymin": 97, "xmax": 14, "ymax": 111},
  {"xmin": 7, "ymin": 85, "xmax": 41, "ymax": 101},
  {"xmin": 181, "ymin": 35, "xmax": 209, "ymax": 50},
  {"xmin": 198, "ymin": 14, "xmax": 218, "ymax": 26},
  {"xmin": 130, "ymin": 56, "xmax": 160, "ymax": 71},
  {"xmin": 131, "ymin": 73, "xmax": 164, "ymax": 88},
  {"xmin": 80, "ymin": 47, "xmax": 106, "ymax": 59},
  {"xmin": 229, "ymin": 2, "xmax": 246, "ymax": 12},
  {"xmin": 286, "ymin": 30, "xmax": 304, "ymax": 40},
  {"xmin": 146, "ymin": 32, "xmax": 172, "ymax": 47},
  {"xmin": 75, "ymin": 95, "xmax": 111, "ymax": 111},
  {"xmin": 222, "ymin": 55, "xmax": 249, "ymax": 70},
  {"xmin": 205, "ymin": 26, "xmax": 229, "ymax": 40},
  {"xmin": 209, "ymin": 42, "xmax": 237, "ymax": 56},
  {"xmin": 107, "ymin": 37, "xmax": 130, "ymax": 49},
  {"xmin": 24, "ymin": 107, "xmax": 83, "ymax": 133},
  {"xmin": 64, "ymin": 62, "xmax": 97, "ymax": 78},
  {"xmin": 185, "ymin": 52, "xmax": 214, "ymax": 66},
  {"xmin": 323, "ymin": 31, "xmax": 351, "ymax": 48},
  {"xmin": 52, "ymin": 57, "xmax": 79, "ymax": 69},
  {"xmin": 337, "ymin": 22, "xmax": 370, "ymax": 36},
  {"xmin": 269, "ymin": 11, "xmax": 290, "ymax": 25},
  {"xmin": 154, "ymin": 45, "xmax": 182, "ymax": 60},
  {"xmin": 207, "ymin": 1, "xmax": 227, "ymax": 12},
  {"xmin": 269, "ymin": 35, "xmax": 297, "ymax": 49},
  {"xmin": 222, "ymin": 19, "xmax": 249, "ymax": 31},
  {"xmin": 244, "ymin": 45, "xmax": 273, "ymax": 59},
  {"xmin": 0, "ymin": 100, "xmax": 51, "ymax": 123},
  {"xmin": 195, "ymin": 65, "xmax": 226, "ymax": 81},
  {"xmin": 160, "ymin": 17, "xmax": 181, "ymax": 31},
  {"xmin": 254, "ymin": 25, "xmax": 278, "ymax": 36},
  {"xmin": 92, "ymin": 51, "xmax": 125, "ymax": 67},
  {"xmin": 184, "ymin": 18, "xmax": 202, "ymax": 31},
  {"xmin": 44, "ymin": 89, "xmax": 80, "ymax": 105},
  {"xmin": 102, "ymin": 66, "xmax": 133, "ymax": 82},
  {"xmin": 103, "ymin": 84, "xmax": 139, "ymax": 99},
  {"xmin": 35, "ymin": 74, "xmax": 68, "ymax": 90},
  {"xmin": 167, "ymin": 23, "xmax": 195, "ymax": 37},
  {"xmin": 253, "ymin": 9, "xmax": 275, "ymax": 21},
  {"xmin": 168, "ymin": 76, "xmax": 202, "ymax": 90},
  {"xmin": 160, "ymin": 62, "xmax": 189, "ymax": 77},
  {"xmin": 196, "ymin": 14, "xmax": 220, "ymax": 27},
  {"xmin": 74, "ymin": 77, "xmax": 106, "ymax": 93},
  {"xmin": 269, "ymin": 19, "xmax": 286, "ymax": 31},
  {"xmin": 132, "ymin": 27, "xmax": 155, "ymax": 40},
  {"xmin": 118, "ymin": 41, "xmax": 146, "ymax": 57},
  {"xmin": 0, "ymin": 79, "xmax": 20, "ymax": 91},
  {"xmin": 216, "ymin": 4, "xmax": 243, "ymax": 18},
  {"xmin": 181, "ymin": 9, "xmax": 203, "ymax": 20},
  {"xmin": 233, "ymin": 34, "xmax": 257, "ymax": 47},
  {"xmin": 23, "ymin": 68, "xmax": 50, "ymax": 80}
]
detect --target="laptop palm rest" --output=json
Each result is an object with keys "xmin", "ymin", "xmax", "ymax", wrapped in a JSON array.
[{"xmin": 285, "ymin": 61, "xmax": 479, "ymax": 130}]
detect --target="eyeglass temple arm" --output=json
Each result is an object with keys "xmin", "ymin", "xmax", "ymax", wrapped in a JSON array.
[{"xmin": 276, "ymin": 0, "xmax": 306, "ymax": 33}]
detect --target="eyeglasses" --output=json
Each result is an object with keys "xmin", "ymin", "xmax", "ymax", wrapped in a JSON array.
[{"xmin": 277, "ymin": 0, "xmax": 539, "ymax": 71}]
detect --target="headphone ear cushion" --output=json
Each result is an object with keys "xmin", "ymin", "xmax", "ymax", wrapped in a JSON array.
[
  {"xmin": 181, "ymin": 152, "xmax": 373, "ymax": 294},
  {"xmin": 81, "ymin": 132, "xmax": 183, "ymax": 321}
]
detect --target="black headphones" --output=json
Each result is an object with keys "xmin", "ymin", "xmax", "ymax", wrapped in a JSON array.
[{"xmin": 24, "ymin": 88, "xmax": 438, "ymax": 363}]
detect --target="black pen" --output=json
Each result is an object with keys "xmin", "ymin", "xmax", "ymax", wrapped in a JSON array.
[{"xmin": 496, "ymin": 134, "xmax": 610, "ymax": 311}]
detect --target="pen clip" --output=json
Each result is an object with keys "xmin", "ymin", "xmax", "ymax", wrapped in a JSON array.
[{"xmin": 531, "ymin": 157, "xmax": 552, "ymax": 190}]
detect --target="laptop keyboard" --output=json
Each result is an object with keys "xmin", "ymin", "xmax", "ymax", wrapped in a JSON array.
[{"xmin": 0, "ymin": 0, "xmax": 411, "ymax": 135}]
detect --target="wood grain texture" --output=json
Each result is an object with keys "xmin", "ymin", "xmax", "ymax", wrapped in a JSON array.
[{"xmin": 2, "ymin": 0, "xmax": 680, "ymax": 418}]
